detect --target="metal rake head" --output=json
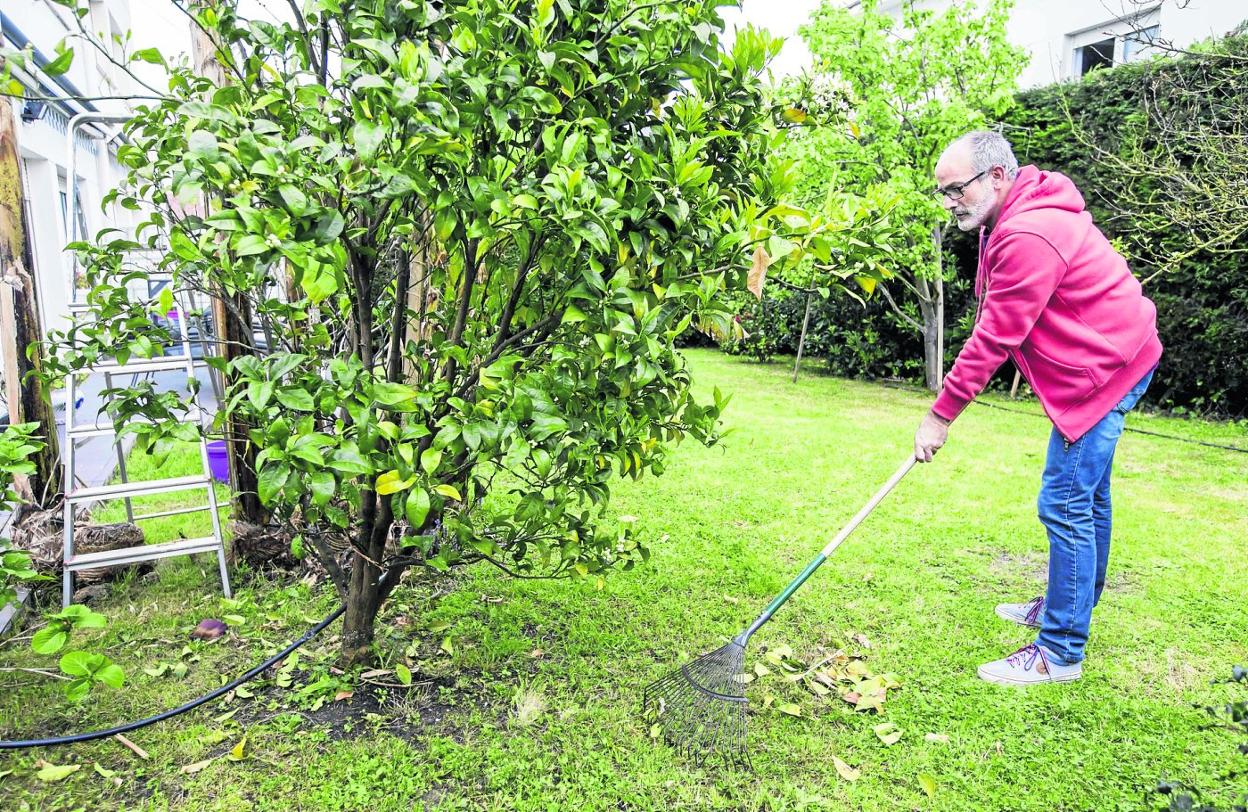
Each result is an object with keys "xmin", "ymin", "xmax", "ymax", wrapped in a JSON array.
[{"xmin": 642, "ymin": 640, "xmax": 751, "ymax": 768}]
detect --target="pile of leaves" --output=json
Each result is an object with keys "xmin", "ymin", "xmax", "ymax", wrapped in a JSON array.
[{"xmin": 744, "ymin": 639, "xmax": 901, "ymax": 719}]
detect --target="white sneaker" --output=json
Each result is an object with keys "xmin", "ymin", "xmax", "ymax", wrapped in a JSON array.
[
  {"xmin": 978, "ymin": 643, "xmax": 1082, "ymax": 685},
  {"xmin": 995, "ymin": 596, "xmax": 1045, "ymax": 629}
]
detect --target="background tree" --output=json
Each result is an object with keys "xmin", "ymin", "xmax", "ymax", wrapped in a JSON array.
[
  {"xmin": 41, "ymin": 0, "xmax": 877, "ymax": 663},
  {"xmin": 794, "ymin": 0, "xmax": 1025, "ymax": 391}
]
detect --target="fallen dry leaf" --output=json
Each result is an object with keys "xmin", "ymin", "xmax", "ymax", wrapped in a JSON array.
[
  {"xmin": 925, "ymin": 732, "xmax": 950, "ymax": 744},
  {"xmin": 334, "ymin": 690, "xmax": 354, "ymax": 702},
  {"xmin": 747, "ymin": 245, "xmax": 771, "ymax": 299},
  {"xmin": 180, "ymin": 759, "xmax": 214, "ymax": 775},
  {"xmin": 873, "ymin": 721, "xmax": 903, "ymax": 746},
  {"xmin": 833, "ymin": 755, "xmax": 860, "ymax": 782}
]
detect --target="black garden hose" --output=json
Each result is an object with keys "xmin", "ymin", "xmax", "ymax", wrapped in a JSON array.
[{"xmin": 0, "ymin": 603, "xmax": 346, "ymax": 750}]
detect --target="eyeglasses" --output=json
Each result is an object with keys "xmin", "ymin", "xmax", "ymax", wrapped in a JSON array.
[{"xmin": 933, "ymin": 169, "xmax": 987, "ymax": 200}]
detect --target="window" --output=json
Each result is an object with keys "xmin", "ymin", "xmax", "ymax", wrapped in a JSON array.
[
  {"xmin": 1066, "ymin": 9, "xmax": 1161, "ymax": 79},
  {"xmin": 1074, "ymin": 37, "xmax": 1115, "ymax": 77},
  {"xmin": 1123, "ymin": 24, "xmax": 1160, "ymax": 62}
]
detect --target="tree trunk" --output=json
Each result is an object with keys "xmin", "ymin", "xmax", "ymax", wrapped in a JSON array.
[
  {"xmin": 933, "ymin": 226, "xmax": 945, "ymax": 389},
  {"xmin": 190, "ymin": 4, "xmax": 265, "ymax": 524},
  {"xmin": 0, "ymin": 101, "xmax": 61, "ymax": 507},
  {"xmin": 341, "ymin": 563, "xmax": 382, "ymax": 665},
  {"xmin": 916, "ymin": 279, "xmax": 943, "ymax": 393},
  {"xmin": 791, "ymin": 290, "xmax": 814, "ymax": 383},
  {"xmin": 916, "ymin": 226, "xmax": 946, "ymax": 393}
]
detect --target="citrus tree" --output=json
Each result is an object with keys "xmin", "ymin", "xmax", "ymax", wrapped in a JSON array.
[{"xmin": 41, "ymin": 0, "xmax": 879, "ymax": 663}]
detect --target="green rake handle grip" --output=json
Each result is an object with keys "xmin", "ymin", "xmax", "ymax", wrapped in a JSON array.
[{"xmin": 738, "ymin": 456, "xmax": 917, "ymax": 643}]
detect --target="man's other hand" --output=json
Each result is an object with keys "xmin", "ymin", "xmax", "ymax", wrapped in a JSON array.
[{"xmin": 914, "ymin": 411, "xmax": 951, "ymax": 463}]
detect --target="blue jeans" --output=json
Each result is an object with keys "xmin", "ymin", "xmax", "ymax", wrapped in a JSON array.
[{"xmin": 1035, "ymin": 368, "xmax": 1154, "ymax": 665}]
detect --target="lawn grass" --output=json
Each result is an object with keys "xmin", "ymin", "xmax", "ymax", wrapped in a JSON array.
[{"xmin": 2, "ymin": 348, "xmax": 1246, "ymax": 811}]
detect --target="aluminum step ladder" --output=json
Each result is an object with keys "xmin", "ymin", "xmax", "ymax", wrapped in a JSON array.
[{"xmin": 61, "ymin": 288, "xmax": 231, "ymax": 607}]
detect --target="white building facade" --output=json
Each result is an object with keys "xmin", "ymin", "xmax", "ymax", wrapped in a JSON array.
[
  {"xmin": 2, "ymin": 0, "xmax": 138, "ymax": 337},
  {"xmin": 847, "ymin": 0, "xmax": 1247, "ymax": 88}
]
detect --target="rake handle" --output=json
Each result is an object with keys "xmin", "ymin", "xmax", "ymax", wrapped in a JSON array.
[{"xmin": 738, "ymin": 456, "xmax": 916, "ymax": 642}]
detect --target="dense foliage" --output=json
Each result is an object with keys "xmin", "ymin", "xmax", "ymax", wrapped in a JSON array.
[
  {"xmin": 1003, "ymin": 34, "xmax": 1248, "ymax": 415},
  {"xmin": 35, "ymin": 0, "xmax": 881, "ymax": 660}
]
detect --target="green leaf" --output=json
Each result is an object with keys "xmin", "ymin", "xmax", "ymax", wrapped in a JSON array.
[
  {"xmin": 433, "ymin": 483, "xmax": 461, "ymax": 501},
  {"xmin": 561, "ymin": 304, "xmax": 588, "ymax": 324},
  {"xmin": 275, "ymin": 388, "xmax": 315, "ymax": 411},
  {"xmin": 434, "ymin": 208, "xmax": 456, "ymax": 242},
  {"xmin": 233, "ymin": 234, "xmax": 269, "ymax": 257},
  {"xmin": 169, "ymin": 230, "xmax": 202, "ymax": 262},
  {"xmin": 404, "ymin": 487, "xmax": 431, "ymax": 529},
  {"xmin": 375, "ymin": 470, "xmax": 415, "ymax": 495},
  {"xmin": 395, "ymin": 663, "xmax": 413, "ymax": 686},
  {"xmin": 132, "ymin": 47, "xmax": 165, "ymax": 65},
  {"xmin": 918, "ymin": 773, "xmax": 938, "ymax": 798},
  {"xmin": 420, "ymin": 447, "xmax": 442, "ymax": 475},
  {"xmin": 247, "ymin": 380, "xmax": 275, "ymax": 410},
  {"xmin": 95, "ymin": 663, "xmax": 125, "ymax": 690},
  {"xmin": 43, "ymin": 47, "xmax": 74, "ymax": 77},
  {"xmin": 309, "ymin": 471, "xmax": 335, "ymax": 507},
  {"xmin": 58, "ymin": 651, "xmax": 96, "ymax": 677},
  {"xmin": 328, "ymin": 447, "xmax": 372, "ymax": 475},
  {"xmin": 372, "ymin": 381, "xmax": 418, "ymax": 407},
  {"xmin": 451, "ymin": 26, "xmax": 477, "ymax": 53},
  {"xmin": 257, "ymin": 464, "xmax": 291, "ymax": 503},
  {"xmin": 279, "ymin": 184, "xmax": 308, "ymax": 215},
  {"xmin": 352, "ymin": 120, "xmax": 384, "ymax": 159},
  {"xmin": 188, "ymin": 130, "xmax": 219, "ymax": 160},
  {"xmin": 31, "ymin": 627, "xmax": 68, "ymax": 655}
]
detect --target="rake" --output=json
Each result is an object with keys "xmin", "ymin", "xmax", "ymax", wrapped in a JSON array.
[{"xmin": 643, "ymin": 456, "xmax": 917, "ymax": 766}]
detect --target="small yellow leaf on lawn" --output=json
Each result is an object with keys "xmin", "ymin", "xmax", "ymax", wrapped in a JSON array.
[
  {"xmin": 777, "ymin": 702, "xmax": 803, "ymax": 718},
  {"xmin": 919, "ymin": 773, "xmax": 938, "ymax": 797},
  {"xmin": 228, "ymin": 734, "xmax": 248, "ymax": 761},
  {"xmin": 180, "ymin": 759, "xmax": 214, "ymax": 774},
  {"xmin": 924, "ymin": 732, "xmax": 950, "ymax": 743},
  {"xmin": 833, "ymin": 756, "xmax": 860, "ymax": 782},
  {"xmin": 874, "ymin": 721, "xmax": 903, "ymax": 745},
  {"xmin": 35, "ymin": 763, "xmax": 80, "ymax": 782}
]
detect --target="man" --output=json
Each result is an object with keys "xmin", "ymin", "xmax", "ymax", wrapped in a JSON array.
[{"xmin": 914, "ymin": 131, "xmax": 1162, "ymax": 686}]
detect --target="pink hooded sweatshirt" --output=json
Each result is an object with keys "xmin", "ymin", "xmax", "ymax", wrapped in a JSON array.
[{"xmin": 932, "ymin": 165, "xmax": 1163, "ymax": 442}]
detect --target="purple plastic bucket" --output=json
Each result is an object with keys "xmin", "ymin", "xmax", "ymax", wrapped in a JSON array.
[{"xmin": 207, "ymin": 440, "xmax": 229, "ymax": 483}]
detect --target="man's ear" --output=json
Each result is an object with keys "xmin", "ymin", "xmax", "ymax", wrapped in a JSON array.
[{"xmin": 991, "ymin": 165, "xmax": 1007, "ymax": 186}]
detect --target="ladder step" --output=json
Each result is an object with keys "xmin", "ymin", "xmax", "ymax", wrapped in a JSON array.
[
  {"xmin": 68, "ymin": 411, "xmax": 204, "ymax": 439},
  {"xmin": 65, "ymin": 537, "xmax": 223, "ymax": 570},
  {"xmin": 85, "ymin": 357, "xmax": 196, "ymax": 376},
  {"xmin": 68, "ymin": 474, "xmax": 213, "ymax": 503}
]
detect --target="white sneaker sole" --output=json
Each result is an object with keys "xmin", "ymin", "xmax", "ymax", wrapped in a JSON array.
[
  {"xmin": 977, "ymin": 665, "xmax": 1082, "ymax": 686},
  {"xmin": 994, "ymin": 605, "xmax": 1041, "ymax": 628}
]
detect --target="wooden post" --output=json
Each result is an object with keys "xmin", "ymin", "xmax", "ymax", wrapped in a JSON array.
[
  {"xmin": 792, "ymin": 289, "xmax": 814, "ymax": 384},
  {"xmin": 1009, "ymin": 368, "xmax": 1023, "ymax": 399},
  {"xmin": 0, "ymin": 100, "xmax": 62, "ymax": 507}
]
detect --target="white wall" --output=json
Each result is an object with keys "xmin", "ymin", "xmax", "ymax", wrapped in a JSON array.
[{"xmin": 3, "ymin": 0, "xmax": 138, "ymax": 336}]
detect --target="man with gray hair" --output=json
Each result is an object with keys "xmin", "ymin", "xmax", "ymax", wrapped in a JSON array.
[{"xmin": 913, "ymin": 130, "xmax": 1162, "ymax": 686}]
